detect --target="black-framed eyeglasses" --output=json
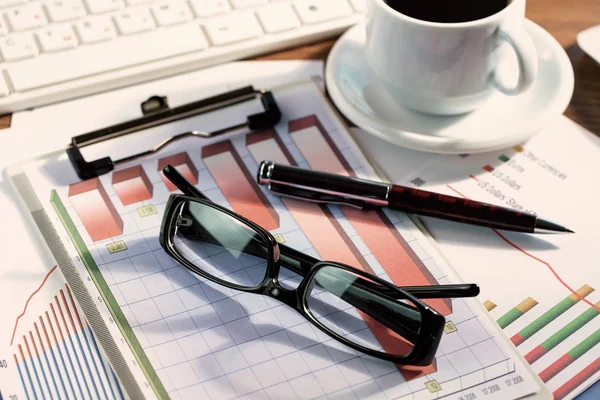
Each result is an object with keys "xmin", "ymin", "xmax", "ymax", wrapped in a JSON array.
[{"xmin": 158, "ymin": 164, "xmax": 479, "ymax": 366}]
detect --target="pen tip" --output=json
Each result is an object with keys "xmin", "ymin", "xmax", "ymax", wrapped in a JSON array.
[{"xmin": 535, "ymin": 218, "xmax": 574, "ymax": 234}]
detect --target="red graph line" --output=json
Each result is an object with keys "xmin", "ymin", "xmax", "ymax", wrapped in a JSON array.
[
  {"xmin": 446, "ymin": 184, "xmax": 600, "ymax": 312},
  {"xmin": 10, "ymin": 265, "xmax": 59, "ymax": 346}
]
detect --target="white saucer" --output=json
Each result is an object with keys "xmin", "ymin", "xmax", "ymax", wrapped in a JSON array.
[
  {"xmin": 325, "ymin": 20, "xmax": 574, "ymax": 154},
  {"xmin": 577, "ymin": 25, "xmax": 600, "ymax": 64}
]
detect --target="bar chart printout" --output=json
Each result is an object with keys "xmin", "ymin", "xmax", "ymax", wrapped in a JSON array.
[
  {"xmin": 112, "ymin": 165, "xmax": 153, "ymax": 206},
  {"xmin": 246, "ymin": 126, "xmax": 442, "ymax": 380},
  {"xmin": 490, "ymin": 290, "xmax": 600, "ymax": 399},
  {"xmin": 4, "ymin": 263, "xmax": 124, "ymax": 400},
  {"xmin": 511, "ymin": 285, "xmax": 594, "ymax": 347},
  {"xmin": 526, "ymin": 301, "xmax": 600, "ymax": 364},
  {"xmin": 24, "ymin": 82, "xmax": 541, "ymax": 400},
  {"xmin": 69, "ymin": 177, "xmax": 124, "ymax": 242},
  {"xmin": 203, "ymin": 140, "xmax": 280, "ymax": 231},
  {"xmin": 158, "ymin": 152, "xmax": 198, "ymax": 192},
  {"xmin": 400, "ymin": 124, "xmax": 600, "ymax": 400}
]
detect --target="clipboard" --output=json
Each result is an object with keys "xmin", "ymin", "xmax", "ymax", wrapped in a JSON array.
[
  {"xmin": 67, "ymin": 86, "xmax": 281, "ymax": 180},
  {"xmin": 5, "ymin": 85, "xmax": 283, "ymax": 400},
  {"xmin": 5, "ymin": 80, "xmax": 551, "ymax": 400}
]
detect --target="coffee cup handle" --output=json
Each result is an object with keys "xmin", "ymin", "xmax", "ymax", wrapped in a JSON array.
[{"xmin": 491, "ymin": 25, "xmax": 538, "ymax": 95}]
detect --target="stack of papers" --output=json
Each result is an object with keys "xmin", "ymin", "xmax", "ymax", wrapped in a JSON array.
[{"xmin": 3, "ymin": 61, "xmax": 544, "ymax": 400}]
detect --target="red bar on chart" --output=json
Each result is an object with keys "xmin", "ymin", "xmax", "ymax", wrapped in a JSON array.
[
  {"xmin": 158, "ymin": 152, "xmax": 198, "ymax": 192},
  {"xmin": 28, "ymin": 331, "xmax": 39, "ymax": 358},
  {"xmin": 540, "ymin": 354, "xmax": 575, "ymax": 382},
  {"xmin": 246, "ymin": 130, "xmax": 371, "ymax": 271},
  {"xmin": 23, "ymin": 335, "xmax": 33, "ymax": 360},
  {"xmin": 203, "ymin": 140, "xmax": 279, "ymax": 230},
  {"xmin": 60, "ymin": 289, "xmax": 80, "ymax": 335},
  {"xmin": 288, "ymin": 116, "xmax": 451, "ymax": 314},
  {"xmin": 539, "ymin": 328, "xmax": 600, "ymax": 382},
  {"xmin": 525, "ymin": 300, "xmax": 600, "ymax": 364},
  {"xmin": 247, "ymin": 129, "xmax": 423, "ymax": 361},
  {"xmin": 288, "ymin": 116, "xmax": 352, "ymax": 174},
  {"xmin": 246, "ymin": 130, "xmax": 296, "ymax": 167},
  {"xmin": 66, "ymin": 285, "xmax": 86, "ymax": 331},
  {"xmin": 553, "ymin": 358, "xmax": 600, "ymax": 400},
  {"xmin": 288, "ymin": 116, "xmax": 447, "ymax": 379},
  {"xmin": 18, "ymin": 344, "xmax": 26, "ymax": 363},
  {"xmin": 112, "ymin": 165, "xmax": 153, "ymax": 206},
  {"xmin": 69, "ymin": 178, "xmax": 123, "ymax": 242}
]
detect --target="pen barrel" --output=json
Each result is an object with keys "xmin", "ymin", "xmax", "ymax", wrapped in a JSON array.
[
  {"xmin": 388, "ymin": 186, "xmax": 537, "ymax": 232},
  {"xmin": 264, "ymin": 163, "xmax": 390, "ymax": 201}
]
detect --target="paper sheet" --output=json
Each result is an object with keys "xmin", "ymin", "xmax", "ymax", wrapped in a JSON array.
[
  {"xmin": 19, "ymin": 80, "xmax": 540, "ymax": 400},
  {"xmin": 356, "ymin": 117, "xmax": 600, "ymax": 400},
  {"xmin": 0, "ymin": 61, "xmax": 324, "ymax": 400}
]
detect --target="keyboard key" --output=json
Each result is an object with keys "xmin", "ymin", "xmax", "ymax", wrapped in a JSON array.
[
  {"xmin": 75, "ymin": 16, "xmax": 116, "ymax": 43},
  {"xmin": 0, "ymin": 33, "xmax": 38, "ymax": 61},
  {"xmin": 189, "ymin": 0, "xmax": 231, "ymax": 18},
  {"xmin": 0, "ymin": 0, "xmax": 25, "ymax": 9},
  {"xmin": 85, "ymin": 0, "xmax": 124, "ymax": 14},
  {"xmin": 293, "ymin": 0, "xmax": 353, "ymax": 24},
  {"xmin": 45, "ymin": 0, "xmax": 86, "ymax": 22},
  {"xmin": 37, "ymin": 24, "xmax": 78, "ymax": 52},
  {"xmin": 114, "ymin": 7, "xmax": 155, "ymax": 34},
  {"xmin": 0, "ymin": 75, "xmax": 9, "ymax": 96},
  {"xmin": 6, "ymin": 4, "xmax": 48, "ymax": 31},
  {"xmin": 203, "ymin": 12, "xmax": 262, "ymax": 46},
  {"xmin": 256, "ymin": 4, "xmax": 300, "ymax": 33},
  {"xmin": 8, "ymin": 23, "xmax": 209, "ymax": 91},
  {"xmin": 230, "ymin": 0, "xmax": 268, "ymax": 9},
  {"xmin": 151, "ymin": 2, "xmax": 193, "ymax": 26}
]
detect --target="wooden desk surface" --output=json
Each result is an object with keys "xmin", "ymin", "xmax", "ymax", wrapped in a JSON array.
[{"xmin": 1, "ymin": 0, "xmax": 598, "ymax": 135}]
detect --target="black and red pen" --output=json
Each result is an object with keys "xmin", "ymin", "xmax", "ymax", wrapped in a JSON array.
[{"xmin": 256, "ymin": 161, "xmax": 572, "ymax": 234}]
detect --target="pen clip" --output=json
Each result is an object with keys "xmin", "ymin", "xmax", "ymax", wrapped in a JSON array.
[{"xmin": 268, "ymin": 183, "xmax": 366, "ymax": 209}]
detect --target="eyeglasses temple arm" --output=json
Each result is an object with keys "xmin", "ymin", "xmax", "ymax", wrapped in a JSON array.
[
  {"xmin": 277, "ymin": 242, "xmax": 479, "ymax": 299},
  {"xmin": 162, "ymin": 165, "xmax": 209, "ymax": 200},
  {"xmin": 399, "ymin": 284, "xmax": 479, "ymax": 298}
]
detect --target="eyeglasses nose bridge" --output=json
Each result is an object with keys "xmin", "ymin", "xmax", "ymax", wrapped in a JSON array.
[{"xmin": 264, "ymin": 279, "xmax": 303, "ymax": 310}]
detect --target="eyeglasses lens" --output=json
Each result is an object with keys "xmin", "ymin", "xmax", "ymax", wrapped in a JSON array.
[
  {"xmin": 306, "ymin": 265, "xmax": 422, "ymax": 357},
  {"xmin": 171, "ymin": 200, "xmax": 270, "ymax": 289}
]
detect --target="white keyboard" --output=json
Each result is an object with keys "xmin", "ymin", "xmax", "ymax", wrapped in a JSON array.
[{"xmin": 0, "ymin": 0, "xmax": 365, "ymax": 113}]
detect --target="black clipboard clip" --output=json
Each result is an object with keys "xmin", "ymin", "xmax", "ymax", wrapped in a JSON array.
[{"xmin": 67, "ymin": 86, "xmax": 281, "ymax": 180}]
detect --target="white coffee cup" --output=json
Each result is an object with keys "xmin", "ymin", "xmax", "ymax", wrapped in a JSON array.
[{"xmin": 365, "ymin": 0, "xmax": 538, "ymax": 115}]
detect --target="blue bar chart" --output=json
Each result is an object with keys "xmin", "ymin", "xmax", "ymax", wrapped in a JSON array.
[{"xmin": 11, "ymin": 283, "xmax": 123, "ymax": 400}]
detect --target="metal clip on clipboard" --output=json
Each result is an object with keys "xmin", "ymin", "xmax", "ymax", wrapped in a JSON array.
[{"xmin": 67, "ymin": 86, "xmax": 281, "ymax": 180}]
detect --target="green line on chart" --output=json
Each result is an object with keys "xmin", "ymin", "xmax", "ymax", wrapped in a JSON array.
[
  {"xmin": 546, "ymin": 303, "xmax": 600, "ymax": 351},
  {"xmin": 569, "ymin": 328, "xmax": 600, "ymax": 359},
  {"xmin": 51, "ymin": 190, "xmax": 169, "ymax": 400},
  {"xmin": 511, "ymin": 285, "xmax": 594, "ymax": 346}
]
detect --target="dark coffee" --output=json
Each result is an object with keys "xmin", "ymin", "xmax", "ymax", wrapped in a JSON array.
[{"xmin": 384, "ymin": 0, "xmax": 509, "ymax": 23}]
